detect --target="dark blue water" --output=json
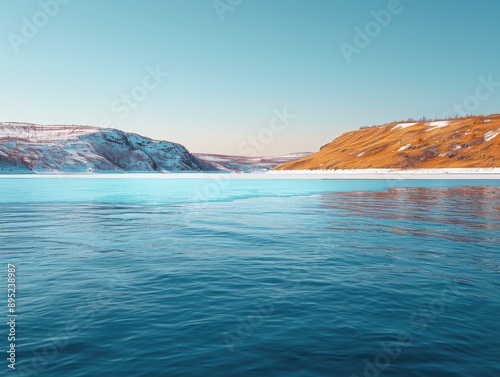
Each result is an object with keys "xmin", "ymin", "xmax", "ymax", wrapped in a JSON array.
[{"xmin": 1, "ymin": 178, "xmax": 499, "ymax": 377}]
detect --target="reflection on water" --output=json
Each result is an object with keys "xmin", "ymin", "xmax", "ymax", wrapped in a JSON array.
[{"xmin": 321, "ymin": 186, "xmax": 500, "ymax": 244}]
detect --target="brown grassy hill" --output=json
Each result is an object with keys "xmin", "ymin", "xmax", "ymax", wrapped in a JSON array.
[{"xmin": 274, "ymin": 115, "xmax": 500, "ymax": 170}]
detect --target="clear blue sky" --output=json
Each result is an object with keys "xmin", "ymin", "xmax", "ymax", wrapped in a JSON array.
[{"xmin": 1, "ymin": 0, "xmax": 500, "ymax": 155}]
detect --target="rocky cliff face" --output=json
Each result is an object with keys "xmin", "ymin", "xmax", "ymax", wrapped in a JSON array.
[
  {"xmin": 274, "ymin": 115, "xmax": 500, "ymax": 170},
  {"xmin": 0, "ymin": 123, "xmax": 215, "ymax": 173}
]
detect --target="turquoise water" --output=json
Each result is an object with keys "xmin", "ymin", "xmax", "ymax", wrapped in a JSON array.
[{"xmin": 1, "ymin": 178, "xmax": 499, "ymax": 377}]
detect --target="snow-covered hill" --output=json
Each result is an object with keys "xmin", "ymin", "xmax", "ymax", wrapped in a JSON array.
[
  {"xmin": 193, "ymin": 152, "xmax": 312, "ymax": 173},
  {"xmin": 0, "ymin": 123, "xmax": 215, "ymax": 173}
]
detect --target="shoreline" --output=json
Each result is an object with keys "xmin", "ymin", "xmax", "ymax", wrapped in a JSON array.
[
  {"xmin": 1, "ymin": 168, "xmax": 500, "ymax": 180},
  {"xmin": 266, "ymin": 168, "xmax": 500, "ymax": 180}
]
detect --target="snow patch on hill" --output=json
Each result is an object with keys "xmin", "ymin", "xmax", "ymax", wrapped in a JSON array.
[
  {"xmin": 0, "ymin": 123, "xmax": 99, "ymax": 142},
  {"xmin": 391, "ymin": 123, "xmax": 417, "ymax": 130},
  {"xmin": 426, "ymin": 121, "xmax": 450, "ymax": 131},
  {"xmin": 398, "ymin": 144, "xmax": 411, "ymax": 152},
  {"xmin": 484, "ymin": 130, "xmax": 500, "ymax": 142}
]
